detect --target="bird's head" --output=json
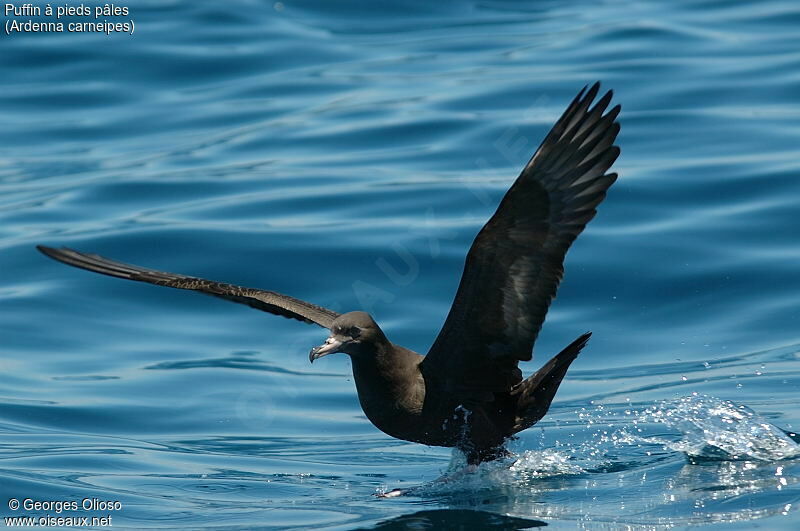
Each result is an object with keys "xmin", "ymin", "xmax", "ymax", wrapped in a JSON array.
[{"xmin": 309, "ymin": 311, "xmax": 386, "ymax": 362}]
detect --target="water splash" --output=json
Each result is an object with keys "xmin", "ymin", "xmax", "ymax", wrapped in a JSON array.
[
  {"xmin": 394, "ymin": 447, "xmax": 587, "ymax": 498},
  {"xmin": 638, "ymin": 394, "xmax": 800, "ymax": 461},
  {"xmin": 508, "ymin": 448, "xmax": 586, "ymax": 478},
  {"xmin": 392, "ymin": 394, "xmax": 798, "ymax": 499}
]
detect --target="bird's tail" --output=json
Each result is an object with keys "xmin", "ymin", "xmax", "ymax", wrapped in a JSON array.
[{"xmin": 510, "ymin": 332, "xmax": 591, "ymax": 434}]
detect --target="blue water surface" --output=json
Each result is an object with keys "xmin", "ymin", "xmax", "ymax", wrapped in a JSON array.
[{"xmin": 2, "ymin": 0, "xmax": 800, "ymax": 528}]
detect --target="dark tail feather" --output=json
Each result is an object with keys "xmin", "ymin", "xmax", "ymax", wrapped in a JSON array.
[{"xmin": 510, "ymin": 332, "xmax": 591, "ymax": 433}]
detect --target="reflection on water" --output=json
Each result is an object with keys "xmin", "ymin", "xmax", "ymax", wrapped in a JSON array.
[{"xmin": 360, "ymin": 510, "xmax": 546, "ymax": 530}]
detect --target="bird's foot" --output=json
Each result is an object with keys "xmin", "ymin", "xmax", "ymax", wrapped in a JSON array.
[
  {"xmin": 375, "ymin": 464, "xmax": 479, "ymax": 498},
  {"xmin": 374, "ymin": 487, "xmax": 410, "ymax": 498}
]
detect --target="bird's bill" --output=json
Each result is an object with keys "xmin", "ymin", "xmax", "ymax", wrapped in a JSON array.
[{"xmin": 309, "ymin": 336, "xmax": 343, "ymax": 363}]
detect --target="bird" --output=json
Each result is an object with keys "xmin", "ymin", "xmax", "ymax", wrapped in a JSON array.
[{"xmin": 38, "ymin": 82, "xmax": 620, "ymax": 467}]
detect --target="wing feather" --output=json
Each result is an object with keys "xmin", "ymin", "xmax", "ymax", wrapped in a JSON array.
[
  {"xmin": 421, "ymin": 83, "xmax": 620, "ymax": 395},
  {"xmin": 37, "ymin": 246, "xmax": 339, "ymax": 328}
]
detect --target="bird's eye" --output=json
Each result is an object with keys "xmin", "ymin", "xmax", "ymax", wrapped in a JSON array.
[{"xmin": 348, "ymin": 326, "xmax": 361, "ymax": 338}]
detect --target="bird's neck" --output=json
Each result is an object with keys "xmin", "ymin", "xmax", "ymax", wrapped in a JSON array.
[{"xmin": 349, "ymin": 342, "xmax": 424, "ymax": 439}]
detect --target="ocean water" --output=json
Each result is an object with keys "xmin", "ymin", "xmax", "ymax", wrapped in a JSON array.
[{"xmin": 2, "ymin": 0, "xmax": 800, "ymax": 528}]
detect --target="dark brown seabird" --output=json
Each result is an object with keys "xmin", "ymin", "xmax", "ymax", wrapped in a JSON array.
[{"xmin": 38, "ymin": 82, "xmax": 620, "ymax": 467}]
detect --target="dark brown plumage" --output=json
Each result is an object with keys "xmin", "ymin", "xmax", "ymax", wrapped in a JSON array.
[
  {"xmin": 36, "ymin": 245, "xmax": 340, "ymax": 327},
  {"xmin": 38, "ymin": 83, "xmax": 620, "ymax": 465}
]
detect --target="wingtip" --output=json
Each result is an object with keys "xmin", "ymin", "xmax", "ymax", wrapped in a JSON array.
[
  {"xmin": 571, "ymin": 84, "xmax": 589, "ymax": 107},
  {"xmin": 571, "ymin": 331, "xmax": 592, "ymax": 352},
  {"xmin": 37, "ymin": 245, "xmax": 76, "ymax": 260},
  {"xmin": 36, "ymin": 244, "xmax": 57, "ymax": 257},
  {"xmin": 585, "ymin": 83, "xmax": 618, "ymax": 114},
  {"xmin": 608, "ymin": 145, "xmax": 622, "ymax": 163},
  {"xmin": 584, "ymin": 82, "xmax": 600, "ymax": 102}
]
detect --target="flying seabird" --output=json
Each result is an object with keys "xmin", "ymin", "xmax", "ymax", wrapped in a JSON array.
[{"xmin": 38, "ymin": 83, "xmax": 620, "ymax": 466}]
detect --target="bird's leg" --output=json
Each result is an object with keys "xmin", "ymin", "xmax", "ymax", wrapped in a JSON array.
[
  {"xmin": 375, "ymin": 487, "xmax": 409, "ymax": 498},
  {"xmin": 375, "ymin": 463, "xmax": 480, "ymax": 498}
]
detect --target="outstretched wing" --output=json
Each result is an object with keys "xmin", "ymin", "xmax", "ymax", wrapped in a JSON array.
[
  {"xmin": 421, "ymin": 83, "xmax": 620, "ymax": 396},
  {"xmin": 37, "ymin": 246, "xmax": 340, "ymax": 328}
]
